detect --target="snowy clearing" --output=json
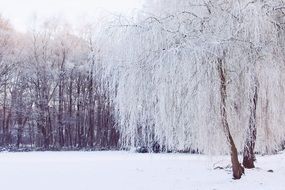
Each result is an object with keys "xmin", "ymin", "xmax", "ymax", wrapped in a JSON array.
[{"xmin": 0, "ymin": 151, "xmax": 284, "ymax": 190}]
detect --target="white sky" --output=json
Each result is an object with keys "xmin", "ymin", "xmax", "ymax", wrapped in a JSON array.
[{"xmin": 0, "ymin": 0, "xmax": 142, "ymax": 32}]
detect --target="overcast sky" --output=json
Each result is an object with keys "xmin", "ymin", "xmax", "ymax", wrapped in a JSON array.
[{"xmin": 0, "ymin": 0, "xmax": 142, "ymax": 32}]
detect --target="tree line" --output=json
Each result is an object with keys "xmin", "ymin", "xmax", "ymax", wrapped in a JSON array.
[{"xmin": 0, "ymin": 18, "xmax": 119, "ymax": 150}]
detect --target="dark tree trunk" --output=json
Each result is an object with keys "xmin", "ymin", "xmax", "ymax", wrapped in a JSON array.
[
  {"xmin": 2, "ymin": 76, "xmax": 8, "ymax": 145},
  {"xmin": 218, "ymin": 56, "xmax": 244, "ymax": 179},
  {"xmin": 58, "ymin": 53, "xmax": 66, "ymax": 148},
  {"xmin": 87, "ymin": 58, "xmax": 95, "ymax": 148},
  {"xmin": 243, "ymin": 78, "xmax": 258, "ymax": 169},
  {"xmin": 58, "ymin": 80, "xmax": 64, "ymax": 148},
  {"xmin": 67, "ymin": 78, "xmax": 73, "ymax": 147},
  {"xmin": 76, "ymin": 75, "xmax": 82, "ymax": 148}
]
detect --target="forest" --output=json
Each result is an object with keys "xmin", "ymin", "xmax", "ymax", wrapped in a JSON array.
[{"xmin": 1, "ymin": 0, "xmax": 285, "ymax": 180}]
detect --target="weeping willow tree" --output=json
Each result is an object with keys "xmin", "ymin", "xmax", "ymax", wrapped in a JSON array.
[{"xmin": 97, "ymin": 0, "xmax": 285, "ymax": 179}]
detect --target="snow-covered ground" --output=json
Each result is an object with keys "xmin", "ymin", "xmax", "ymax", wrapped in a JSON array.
[{"xmin": 0, "ymin": 151, "xmax": 284, "ymax": 190}]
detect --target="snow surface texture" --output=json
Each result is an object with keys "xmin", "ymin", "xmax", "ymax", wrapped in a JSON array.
[{"xmin": 0, "ymin": 151, "xmax": 284, "ymax": 190}]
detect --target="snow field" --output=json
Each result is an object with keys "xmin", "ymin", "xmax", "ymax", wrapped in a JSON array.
[{"xmin": 0, "ymin": 151, "xmax": 284, "ymax": 190}]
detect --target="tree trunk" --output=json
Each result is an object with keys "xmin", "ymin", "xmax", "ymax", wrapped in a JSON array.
[
  {"xmin": 87, "ymin": 61, "xmax": 95, "ymax": 148},
  {"xmin": 67, "ymin": 78, "xmax": 73, "ymax": 147},
  {"xmin": 2, "ymin": 76, "xmax": 7, "ymax": 145},
  {"xmin": 58, "ymin": 53, "xmax": 66, "ymax": 148},
  {"xmin": 218, "ymin": 57, "xmax": 244, "ymax": 179},
  {"xmin": 243, "ymin": 77, "xmax": 258, "ymax": 168},
  {"xmin": 76, "ymin": 75, "xmax": 82, "ymax": 148},
  {"xmin": 58, "ymin": 79, "xmax": 64, "ymax": 148}
]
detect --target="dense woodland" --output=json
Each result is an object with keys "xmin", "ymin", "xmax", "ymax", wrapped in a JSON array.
[
  {"xmin": 0, "ymin": 17, "xmax": 120, "ymax": 150},
  {"xmin": 1, "ymin": 0, "xmax": 285, "ymax": 179}
]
